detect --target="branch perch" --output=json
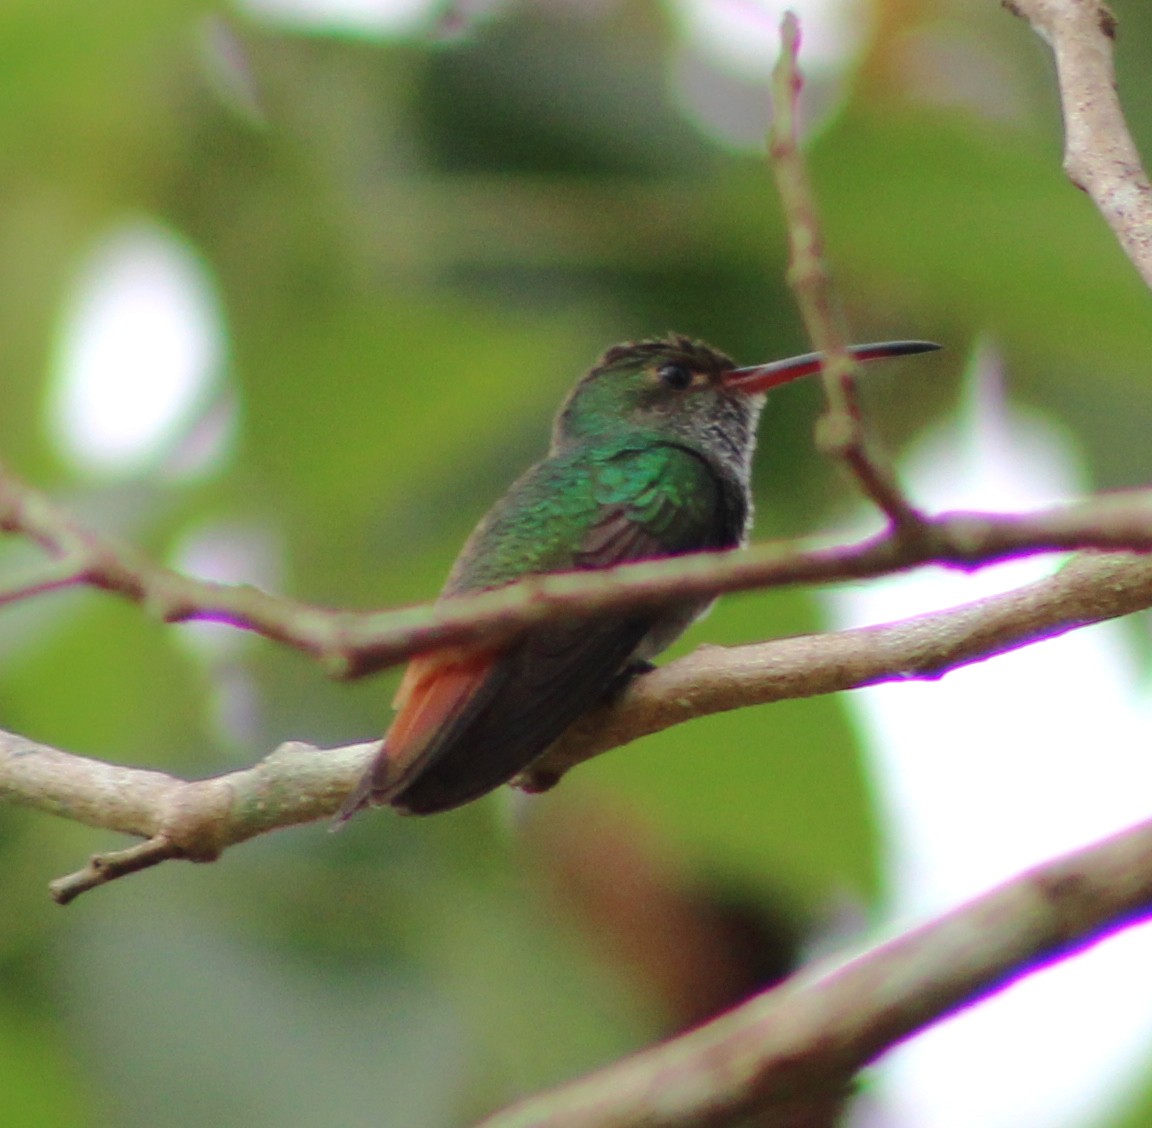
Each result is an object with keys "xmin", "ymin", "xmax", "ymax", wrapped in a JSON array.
[
  {"xmin": 524, "ymin": 548, "xmax": 1152, "ymax": 786},
  {"xmin": 5, "ymin": 548, "xmax": 1151, "ymax": 901}
]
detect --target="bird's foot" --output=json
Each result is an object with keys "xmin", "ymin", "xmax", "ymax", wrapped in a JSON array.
[{"xmin": 604, "ymin": 658, "xmax": 657, "ymax": 701}]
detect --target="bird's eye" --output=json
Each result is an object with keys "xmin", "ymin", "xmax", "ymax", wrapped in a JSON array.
[{"xmin": 657, "ymin": 363, "xmax": 693, "ymax": 391}]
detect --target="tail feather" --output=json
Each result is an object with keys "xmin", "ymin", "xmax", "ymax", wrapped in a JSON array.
[{"xmin": 334, "ymin": 651, "xmax": 497, "ymax": 824}]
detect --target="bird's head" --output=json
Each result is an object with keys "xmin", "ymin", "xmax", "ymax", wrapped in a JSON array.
[
  {"xmin": 553, "ymin": 336, "xmax": 753, "ymax": 463},
  {"xmin": 552, "ymin": 333, "xmax": 939, "ymax": 470}
]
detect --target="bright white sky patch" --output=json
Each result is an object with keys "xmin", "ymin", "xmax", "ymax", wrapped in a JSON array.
[
  {"xmin": 669, "ymin": 0, "xmax": 856, "ymax": 150},
  {"xmin": 50, "ymin": 220, "xmax": 225, "ymax": 477},
  {"xmin": 671, "ymin": 0, "xmax": 855, "ymax": 77},
  {"xmin": 239, "ymin": 0, "xmax": 440, "ymax": 35},
  {"xmin": 831, "ymin": 348, "xmax": 1152, "ymax": 1128}
]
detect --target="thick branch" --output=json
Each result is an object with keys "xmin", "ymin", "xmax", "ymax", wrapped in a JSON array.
[
  {"xmin": 481, "ymin": 814, "xmax": 1152, "ymax": 1127},
  {"xmin": 1006, "ymin": 0, "xmax": 1152, "ymax": 286}
]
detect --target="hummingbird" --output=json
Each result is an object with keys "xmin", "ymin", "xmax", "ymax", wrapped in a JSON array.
[{"xmin": 339, "ymin": 334, "xmax": 938, "ymax": 819}]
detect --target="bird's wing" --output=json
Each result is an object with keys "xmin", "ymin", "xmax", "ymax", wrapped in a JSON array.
[{"xmin": 338, "ymin": 443, "xmax": 745, "ymax": 818}]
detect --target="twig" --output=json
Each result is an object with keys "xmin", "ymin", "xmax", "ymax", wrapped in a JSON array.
[
  {"xmin": 50, "ymin": 837, "xmax": 185, "ymax": 905},
  {"xmin": 769, "ymin": 15, "xmax": 922, "ymax": 530},
  {"xmin": 1005, "ymin": 0, "xmax": 1152, "ymax": 287},
  {"xmin": 5, "ymin": 549, "xmax": 1151, "ymax": 901},
  {"xmin": 480, "ymin": 813, "xmax": 1152, "ymax": 1127},
  {"xmin": 0, "ymin": 556, "xmax": 92, "ymax": 606}
]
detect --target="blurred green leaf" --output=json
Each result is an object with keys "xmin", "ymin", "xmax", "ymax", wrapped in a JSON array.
[{"xmin": 0, "ymin": 1004, "xmax": 88, "ymax": 1128}]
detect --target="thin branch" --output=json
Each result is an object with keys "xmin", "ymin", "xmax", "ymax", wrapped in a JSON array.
[
  {"xmin": 1005, "ymin": 0, "xmax": 1152, "ymax": 287},
  {"xmin": 480, "ymin": 814, "xmax": 1152, "ymax": 1128},
  {"xmin": 7, "ymin": 461, "xmax": 1152, "ymax": 680},
  {"xmin": 0, "ymin": 555, "xmax": 91, "ymax": 606},
  {"xmin": 769, "ymin": 14, "xmax": 922, "ymax": 529},
  {"xmin": 0, "ymin": 462, "xmax": 354, "ymax": 669},
  {"xmin": 5, "ymin": 548, "xmax": 1150, "ymax": 901}
]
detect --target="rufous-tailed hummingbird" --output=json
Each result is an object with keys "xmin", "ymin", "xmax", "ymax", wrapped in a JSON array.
[{"xmin": 339, "ymin": 334, "xmax": 938, "ymax": 819}]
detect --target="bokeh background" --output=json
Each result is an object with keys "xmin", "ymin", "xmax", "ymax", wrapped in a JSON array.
[{"xmin": 5, "ymin": 1, "xmax": 1152, "ymax": 1125}]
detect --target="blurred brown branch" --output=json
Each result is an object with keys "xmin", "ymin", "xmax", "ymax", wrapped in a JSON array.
[{"xmin": 481, "ymin": 813, "xmax": 1152, "ymax": 1128}]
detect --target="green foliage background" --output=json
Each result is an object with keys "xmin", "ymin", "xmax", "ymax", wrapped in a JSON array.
[{"xmin": 4, "ymin": 1, "xmax": 1152, "ymax": 1125}]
